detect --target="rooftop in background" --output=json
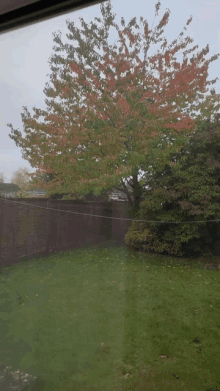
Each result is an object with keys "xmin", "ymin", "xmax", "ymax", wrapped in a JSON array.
[
  {"xmin": 0, "ymin": 182, "xmax": 148, "ymax": 201},
  {"xmin": 0, "ymin": 183, "xmax": 47, "ymax": 198}
]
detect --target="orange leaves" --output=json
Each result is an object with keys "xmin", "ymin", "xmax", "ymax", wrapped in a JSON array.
[
  {"xmin": 93, "ymin": 77, "xmax": 102, "ymax": 90},
  {"xmin": 44, "ymin": 167, "xmax": 54, "ymax": 173},
  {"xmin": 123, "ymin": 27, "xmax": 139, "ymax": 45},
  {"xmin": 173, "ymin": 62, "xmax": 181, "ymax": 71},
  {"xmin": 118, "ymin": 62, "xmax": 129, "ymax": 74},
  {"xmin": 46, "ymin": 114, "xmax": 62, "ymax": 125},
  {"xmin": 157, "ymin": 10, "xmax": 170, "ymax": 30},
  {"xmin": 176, "ymin": 122, "xmax": 194, "ymax": 132},
  {"xmin": 186, "ymin": 15, "xmax": 193, "ymax": 26},
  {"xmin": 106, "ymin": 76, "xmax": 116, "ymax": 90},
  {"xmin": 147, "ymin": 102, "xmax": 163, "ymax": 117},
  {"xmin": 164, "ymin": 51, "xmax": 170, "ymax": 67},
  {"xmin": 81, "ymin": 79, "xmax": 90, "ymax": 87},
  {"xmin": 85, "ymin": 90, "xmax": 99, "ymax": 104},
  {"xmin": 68, "ymin": 61, "xmax": 83, "ymax": 77},
  {"xmin": 97, "ymin": 112, "xmax": 109, "ymax": 121},
  {"xmin": 61, "ymin": 85, "xmax": 71, "ymax": 99},
  {"xmin": 117, "ymin": 96, "xmax": 130, "ymax": 116},
  {"xmin": 171, "ymin": 116, "xmax": 196, "ymax": 132},
  {"xmin": 144, "ymin": 23, "xmax": 149, "ymax": 38}
]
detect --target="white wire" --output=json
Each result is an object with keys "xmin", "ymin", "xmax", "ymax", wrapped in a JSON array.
[{"xmin": 0, "ymin": 196, "xmax": 219, "ymax": 224}]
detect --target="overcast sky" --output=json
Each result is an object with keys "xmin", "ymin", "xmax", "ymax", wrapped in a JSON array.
[{"xmin": 1, "ymin": 0, "xmax": 220, "ymax": 187}]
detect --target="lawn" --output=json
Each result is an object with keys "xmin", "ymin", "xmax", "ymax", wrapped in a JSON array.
[{"xmin": 0, "ymin": 240, "xmax": 220, "ymax": 391}]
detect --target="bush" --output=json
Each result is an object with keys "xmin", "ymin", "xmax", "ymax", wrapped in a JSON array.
[
  {"xmin": 125, "ymin": 118, "xmax": 220, "ymax": 258},
  {"xmin": 124, "ymin": 206, "xmax": 188, "ymax": 258}
]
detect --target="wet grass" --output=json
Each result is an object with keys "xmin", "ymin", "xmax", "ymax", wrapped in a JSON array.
[{"xmin": 0, "ymin": 241, "xmax": 220, "ymax": 391}]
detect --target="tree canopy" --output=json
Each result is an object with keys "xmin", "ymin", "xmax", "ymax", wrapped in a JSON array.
[{"xmin": 7, "ymin": 0, "xmax": 220, "ymax": 218}]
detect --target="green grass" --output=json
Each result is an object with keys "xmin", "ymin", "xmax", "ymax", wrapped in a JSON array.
[{"xmin": 0, "ymin": 240, "xmax": 220, "ymax": 391}]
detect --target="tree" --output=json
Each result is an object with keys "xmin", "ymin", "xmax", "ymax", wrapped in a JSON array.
[
  {"xmin": 0, "ymin": 172, "xmax": 5, "ymax": 183},
  {"xmin": 125, "ymin": 114, "xmax": 220, "ymax": 257},
  {"xmin": 31, "ymin": 169, "xmax": 109, "ymax": 200},
  {"xmin": 10, "ymin": 167, "xmax": 34, "ymax": 197},
  {"xmin": 28, "ymin": 170, "xmax": 70, "ymax": 199},
  {"xmin": 7, "ymin": 0, "xmax": 220, "ymax": 220}
]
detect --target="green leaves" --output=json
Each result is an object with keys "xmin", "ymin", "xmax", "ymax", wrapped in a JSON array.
[{"xmin": 125, "ymin": 118, "xmax": 220, "ymax": 258}]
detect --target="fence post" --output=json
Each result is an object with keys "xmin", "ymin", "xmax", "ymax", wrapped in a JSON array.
[{"xmin": 45, "ymin": 199, "xmax": 50, "ymax": 253}]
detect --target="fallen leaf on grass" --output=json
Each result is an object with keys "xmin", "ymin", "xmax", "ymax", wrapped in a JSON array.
[{"xmin": 123, "ymin": 373, "xmax": 132, "ymax": 379}]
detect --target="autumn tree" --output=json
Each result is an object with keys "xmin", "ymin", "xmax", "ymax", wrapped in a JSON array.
[
  {"xmin": 125, "ymin": 113, "xmax": 220, "ymax": 257},
  {"xmin": 0, "ymin": 172, "xmax": 5, "ymax": 183},
  {"xmin": 7, "ymin": 0, "xmax": 220, "ymax": 219},
  {"xmin": 10, "ymin": 167, "xmax": 34, "ymax": 197}
]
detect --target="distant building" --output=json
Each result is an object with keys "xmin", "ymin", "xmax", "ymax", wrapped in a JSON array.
[
  {"xmin": 107, "ymin": 185, "xmax": 133, "ymax": 201},
  {"xmin": 0, "ymin": 182, "xmax": 151, "ymax": 201},
  {"xmin": 25, "ymin": 188, "xmax": 47, "ymax": 197},
  {"xmin": 105, "ymin": 183, "xmax": 151, "ymax": 202}
]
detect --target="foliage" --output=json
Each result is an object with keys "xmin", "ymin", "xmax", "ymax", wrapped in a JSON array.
[
  {"xmin": 7, "ymin": 0, "xmax": 220, "ymax": 220},
  {"xmin": 10, "ymin": 167, "xmax": 35, "ymax": 197},
  {"xmin": 34, "ymin": 170, "xmax": 110, "ymax": 200},
  {"xmin": 0, "ymin": 172, "xmax": 5, "ymax": 183},
  {"xmin": 124, "ymin": 116, "xmax": 220, "ymax": 257},
  {"xmin": 0, "ymin": 183, "xmax": 22, "ymax": 198}
]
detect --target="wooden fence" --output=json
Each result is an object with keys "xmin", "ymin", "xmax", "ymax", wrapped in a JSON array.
[{"xmin": 0, "ymin": 197, "xmax": 135, "ymax": 268}]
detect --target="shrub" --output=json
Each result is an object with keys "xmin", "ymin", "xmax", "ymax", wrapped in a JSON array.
[
  {"xmin": 125, "ymin": 118, "xmax": 220, "ymax": 258},
  {"xmin": 124, "ymin": 204, "xmax": 187, "ymax": 257}
]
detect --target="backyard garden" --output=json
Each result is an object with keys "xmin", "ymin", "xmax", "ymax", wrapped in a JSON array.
[{"xmin": 0, "ymin": 240, "xmax": 220, "ymax": 391}]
